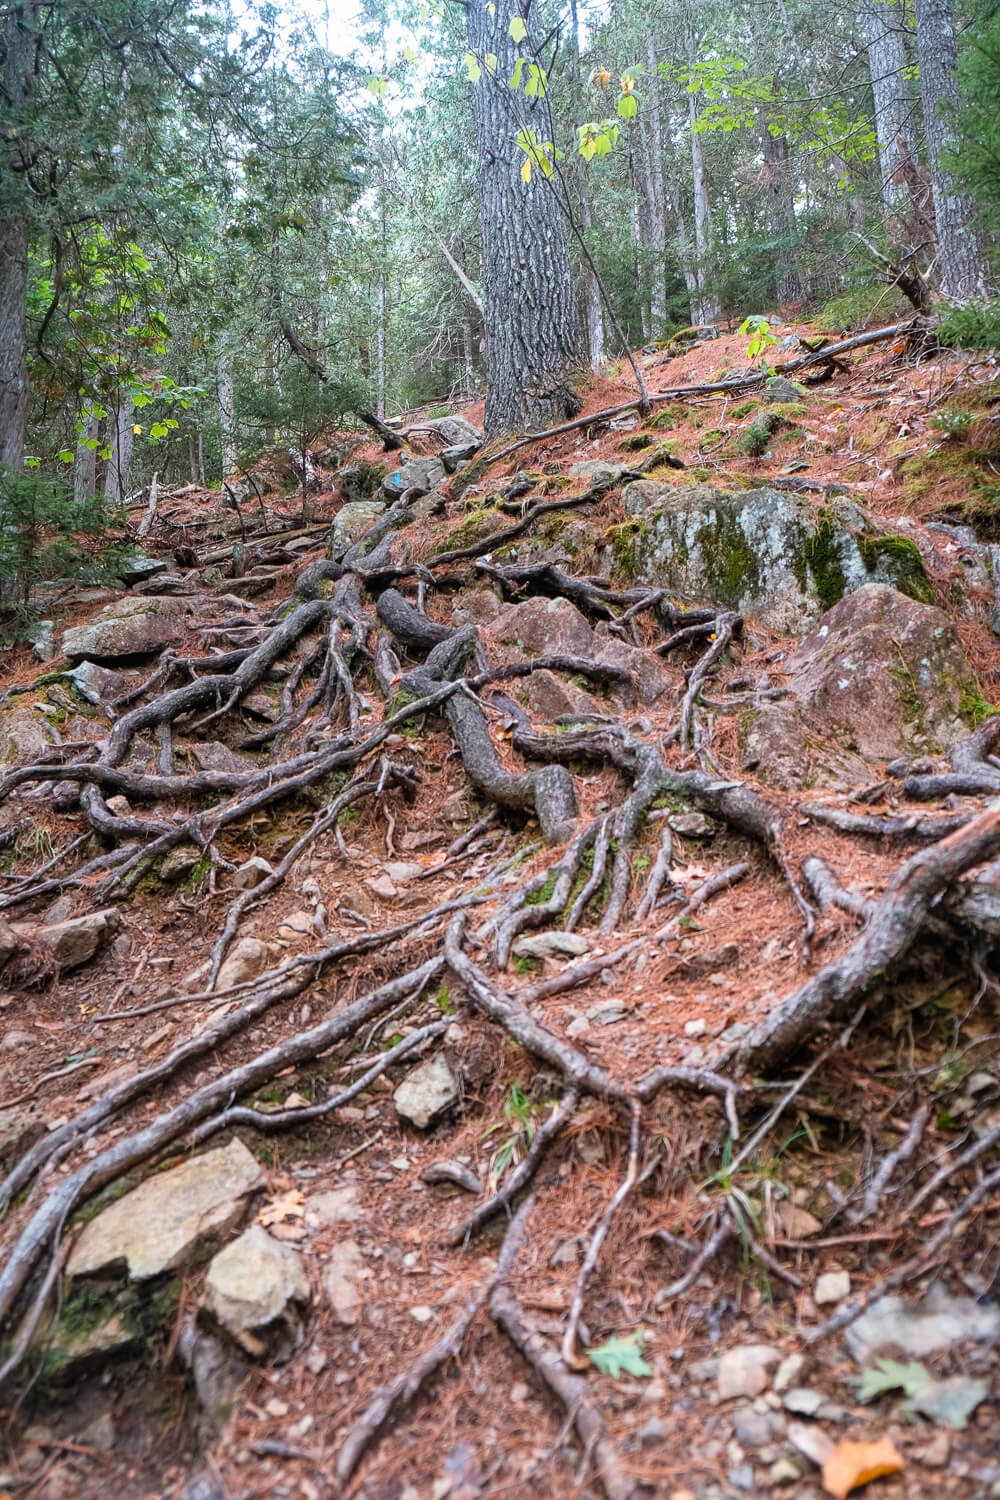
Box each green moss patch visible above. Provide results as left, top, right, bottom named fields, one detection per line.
left=857, top=534, right=933, bottom=603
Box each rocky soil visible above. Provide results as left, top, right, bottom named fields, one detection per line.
left=2, top=321, right=1000, bottom=1500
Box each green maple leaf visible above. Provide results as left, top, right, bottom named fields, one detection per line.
left=586, top=1329, right=652, bottom=1379
left=852, top=1357, right=932, bottom=1403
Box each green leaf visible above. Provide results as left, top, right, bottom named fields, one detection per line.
left=509, top=57, right=524, bottom=90
left=484, top=52, right=497, bottom=73
left=150, top=422, right=168, bottom=439
left=57, top=449, right=75, bottom=463
left=520, top=159, right=531, bottom=183
left=587, top=1329, right=653, bottom=1379
left=618, top=93, right=638, bottom=119
left=463, top=51, right=481, bottom=83
left=509, top=15, right=527, bottom=42
left=852, top=1358, right=932, bottom=1404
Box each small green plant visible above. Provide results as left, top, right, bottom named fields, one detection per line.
left=738, top=315, right=779, bottom=367
left=929, top=408, right=976, bottom=440
left=937, top=302, right=1000, bottom=351
left=482, top=1083, right=547, bottom=1188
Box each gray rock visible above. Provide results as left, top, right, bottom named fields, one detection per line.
left=728, top=1464, right=755, bottom=1490
left=773, top=1353, right=806, bottom=1393
left=67, top=1139, right=265, bottom=1281
left=68, top=661, right=134, bottom=706
left=323, top=1238, right=366, bottom=1324
left=0, top=914, right=18, bottom=968
left=440, top=442, right=479, bottom=473
left=61, top=596, right=191, bottom=661
left=0, top=708, right=53, bottom=764
left=638, top=1416, right=667, bottom=1445
left=732, top=1405, right=786, bottom=1447
left=17, top=907, right=119, bottom=970
left=769, top=1457, right=802, bottom=1485
left=786, top=1421, right=835, bottom=1468
left=844, top=1285, right=1000, bottom=1363
left=381, top=455, right=446, bottom=499
left=781, top=1388, right=824, bottom=1416
left=432, top=415, right=482, bottom=447
left=592, top=628, right=673, bottom=705
left=910, top=1375, right=988, bottom=1429
left=215, top=936, right=272, bottom=992
left=242, top=690, right=280, bottom=721
left=25, top=619, right=57, bottom=661
left=306, top=1183, right=363, bottom=1228
left=200, top=1222, right=309, bottom=1356
left=233, top=856, right=273, bottom=891
left=741, top=586, right=979, bottom=790
left=0, top=1104, right=47, bottom=1166
left=814, top=1270, right=850, bottom=1305
left=567, top=460, right=623, bottom=485
left=160, top=846, right=202, bottom=882
left=190, top=740, right=256, bottom=774
left=512, top=930, right=591, bottom=961
left=491, top=595, right=594, bottom=657
left=117, top=554, right=168, bottom=586
left=621, top=481, right=933, bottom=634
left=383, top=861, right=424, bottom=883
left=394, top=1053, right=460, bottom=1129
left=524, top=669, right=597, bottom=722
left=669, top=811, right=714, bottom=838
left=718, top=1345, right=781, bottom=1400
left=762, top=377, right=804, bottom=403
left=45, top=1310, right=138, bottom=1368
left=331, top=499, right=386, bottom=552
left=177, top=1322, right=249, bottom=1433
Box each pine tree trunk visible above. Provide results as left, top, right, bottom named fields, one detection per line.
left=465, top=0, right=580, bottom=436
left=217, top=353, right=238, bottom=478
left=0, top=2, right=37, bottom=473
left=761, top=125, right=810, bottom=304
left=104, top=392, right=134, bottom=505
left=914, top=0, right=993, bottom=298
left=688, top=92, right=719, bottom=324
left=644, top=34, right=669, bottom=338
left=74, top=407, right=98, bottom=504
left=861, top=0, right=918, bottom=216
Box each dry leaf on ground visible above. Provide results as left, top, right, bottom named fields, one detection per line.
left=822, top=1436, right=904, bottom=1498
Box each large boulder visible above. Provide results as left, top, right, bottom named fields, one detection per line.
left=67, top=1139, right=265, bottom=1281
left=741, top=585, right=983, bottom=788
left=62, top=596, right=192, bottom=662
left=619, top=481, right=932, bottom=633
left=431, top=414, right=482, bottom=448
left=331, top=499, right=386, bottom=553
left=382, top=455, right=446, bottom=499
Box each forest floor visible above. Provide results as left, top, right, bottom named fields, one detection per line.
left=2, top=316, right=1000, bottom=1500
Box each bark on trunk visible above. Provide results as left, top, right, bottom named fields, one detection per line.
left=104, top=392, right=134, bottom=505
left=0, top=3, right=37, bottom=472
left=688, top=92, right=720, bottom=324
left=217, top=352, right=238, bottom=478
left=861, top=0, right=919, bottom=217
left=465, top=0, right=580, bottom=436
left=74, top=407, right=98, bottom=505
left=644, top=34, right=669, bottom=339
left=761, top=124, right=809, bottom=304
left=914, top=0, right=993, bottom=298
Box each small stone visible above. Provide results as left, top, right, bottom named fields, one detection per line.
left=105, top=796, right=131, bottom=818
left=160, top=846, right=202, bottom=882
left=684, top=1018, right=707, bottom=1038
left=276, top=909, right=315, bottom=945
left=306, top=1346, right=328, bottom=1374
left=732, top=1406, right=786, bottom=1447
left=786, top=1421, right=835, bottom=1468
left=367, top=875, right=397, bottom=900
left=915, top=1431, right=950, bottom=1468
left=814, top=1270, right=850, bottom=1305
left=323, top=1239, right=366, bottom=1325
left=19, top=907, right=120, bottom=971
left=383, top=861, right=424, bottom=883
left=638, top=1417, right=667, bottom=1445
left=768, top=1458, right=802, bottom=1485
left=844, top=1285, right=1000, bottom=1362
left=233, top=857, right=273, bottom=891
left=306, top=1184, right=362, bottom=1228
left=512, top=930, right=591, bottom=960
left=199, top=1222, right=309, bottom=1356
left=566, top=1017, right=590, bottom=1039
left=782, top=1388, right=824, bottom=1417
left=394, top=1053, right=460, bottom=1129
left=215, top=937, right=271, bottom=992
left=718, top=1345, right=781, bottom=1400
left=669, top=812, right=714, bottom=838
left=510, top=1381, right=530, bottom=1404
left=410, top=1305, right=434, bottom=1323
left=728, top=1464, right=755, bottom=1490
left=0, top=1104, right=47, bottom=1166
left=773, top=1353, right=806, bottom=1393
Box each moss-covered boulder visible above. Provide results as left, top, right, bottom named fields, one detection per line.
left=740, top=584, right=985, bottom=789
left=619, top=481, right=932, bottom=633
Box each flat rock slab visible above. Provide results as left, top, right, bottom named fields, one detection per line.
left=324, top=1238, right=367, bottom=1325
left=491, top=595, right=595, bottom=657
left=741, top=584, right=979, bottom=789
left=200, top=1222, right=309, bottom=1355
left=14, top=907, right=120, bottom=971
left=67, top=1138, right=266, bottom=1281
left=190, top=741, right=257, bottom=774
left=62, top=596, right=192, bottom=662
left=844, top=1286, right=1000, bottom=1363
left=394, top=1052, right=460, bottom=1129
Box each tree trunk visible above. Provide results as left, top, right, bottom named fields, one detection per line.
left=688, top=92, right=719, bottom=324
left=104, top=392, right=134, bottom=505
left=217, top=352, right=238, bottom=478
left=0, top=2, right=37, bottom=473
left=644, top=34, right=669, bottom=339
left=914, top=0, right=993, bottom=298
left=761, top=123, right=810, bottom=304
left=74, top=407, right=98, bottom=505
left=860, top=0, right=918, bottom=218
left=465, top=0, right=580, bottom=436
